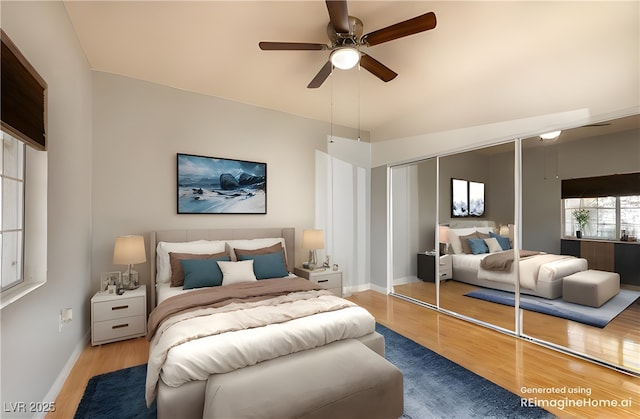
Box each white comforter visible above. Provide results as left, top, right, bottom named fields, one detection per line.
left=477, top=253, right=575, bottom=290
left=145, top=289, right=375, bottom=406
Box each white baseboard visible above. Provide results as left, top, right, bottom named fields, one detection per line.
left=369, top=283, right=388, bottom=294
left=343, top=283, right=371, bottom=297
left=36, top=329, right=90, bottom=418
left=393, top=276, right=419, bottom=286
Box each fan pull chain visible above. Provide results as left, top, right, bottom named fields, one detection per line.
left=329, top=65, right=334, bottom=143
left=357, top=62, right=361, bottom=142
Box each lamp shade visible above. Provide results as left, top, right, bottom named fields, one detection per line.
left=113, top=235, right=147, bottom=265
left=330, top=47, right=360, bottom=70
left=302, top=229, right=325, bottom=250
left=438, top=225, right=450, bottom=243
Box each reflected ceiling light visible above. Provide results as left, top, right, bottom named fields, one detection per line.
left=539, top=130, right=562, bottom=142
left=330, top=47, right=360, bottom=70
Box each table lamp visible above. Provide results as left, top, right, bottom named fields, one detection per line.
left=438, top=225, right=450, bottom=254
left=113, top=235, right=146, bottom=290
left=302, top=229, right=324, bottom=270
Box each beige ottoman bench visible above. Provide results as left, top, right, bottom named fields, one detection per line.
left=563, top=270, right=620, bottom=307
left=203, top=338, right=404, bottom=419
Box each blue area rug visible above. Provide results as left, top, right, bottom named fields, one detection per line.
left=74, top=364, right=155, bottom=419
left=75, top=326, right=554, bottom=419
left=465, top=288, right=640, bottom=328
left=376, top=324, right=554, bottom=419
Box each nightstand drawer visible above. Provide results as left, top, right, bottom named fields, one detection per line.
left=308, top=272, right=341, bottom=289
left=439, top=254, right=453, bottom=280
left=93, top=315, right=146, bottom=343
left=294, top=268, right=343, bottom=297
left=93, top=297, right=144, bottom=321
left=439, top=267, right=452, bottom=280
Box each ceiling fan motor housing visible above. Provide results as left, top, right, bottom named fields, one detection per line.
left=327, top=16, right=363, bottom=47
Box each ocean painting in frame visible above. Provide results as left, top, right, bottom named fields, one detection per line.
left=177, top=153, right=266, bottom=214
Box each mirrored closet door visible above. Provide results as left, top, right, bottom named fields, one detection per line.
left=520, top=114, right=640, bottom=375
left=437, top=142, right=517, bottom=332
left=390, top=158, right=437, bottom=306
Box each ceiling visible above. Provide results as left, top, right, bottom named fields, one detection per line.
left=522, top=114, right=640, bottom=147
left=471, top=113, right=640, bottom=156
left=63, top=1, right=637, bottom=142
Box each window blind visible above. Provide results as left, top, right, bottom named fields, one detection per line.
left=1, top=30, right=47, bottom=150
left=561, top=172, right=640, bottom=199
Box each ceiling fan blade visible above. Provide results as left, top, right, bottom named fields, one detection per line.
left=259, top=42, right=327, bottom=51
left=360, top=53, right=397, bottom=82
left=361, top=12, right=437, bottom=46
left=583, top=123, right=612, bottom=127
left=326, top=0, right=350, bottom=34
left=307, top=61, right=333, bottom=89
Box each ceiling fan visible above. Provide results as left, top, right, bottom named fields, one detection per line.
left=258, top=0, right=437, bottom=88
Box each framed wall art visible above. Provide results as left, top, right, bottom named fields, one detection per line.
left=451, top=178, right=485, bottom=217
left=177, top=153, right=267, bottom=214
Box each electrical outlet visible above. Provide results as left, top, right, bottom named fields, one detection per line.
left=59, top=308, right=73, bottom=332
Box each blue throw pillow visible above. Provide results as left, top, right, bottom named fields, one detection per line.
left=467, top=238, right=489, bottom=254
left=238, top=250, right=288, bottom=280
left=489, top=231, right=511, bottom=250
left=181, top=256, right=230, bottom=289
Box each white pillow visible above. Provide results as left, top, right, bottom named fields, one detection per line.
left=218, top=260, right=257, bottom=285
left=156, top=240, right=226, bottom=283
left=484, top=237, right=503, bottom=253
left=226, top=238, right=286, bottom=261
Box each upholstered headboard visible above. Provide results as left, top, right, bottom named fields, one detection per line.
left=149, top=227, right=295, bottom=308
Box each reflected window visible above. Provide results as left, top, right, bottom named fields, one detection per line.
left=563, top=196, right=640, bottom=240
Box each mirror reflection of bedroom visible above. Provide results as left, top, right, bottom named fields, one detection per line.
left=390, top=114, right=639, bottom=375
left=436, top=142, right=516, bottom=333
left=391, top=158, right=437, bottom=307
left=520, top=114, right=640, bottom=372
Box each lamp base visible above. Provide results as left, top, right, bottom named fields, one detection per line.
left=122, top=269, right=140, bottom=290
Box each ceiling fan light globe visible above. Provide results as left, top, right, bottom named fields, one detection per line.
left=330, top=47, right=360, bottom=70
left=539, top=130, right=562, bottom=142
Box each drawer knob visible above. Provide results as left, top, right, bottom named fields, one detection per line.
left=112, top=305, right=129, bottom=310
left=112, top=323, right=129, bottom=329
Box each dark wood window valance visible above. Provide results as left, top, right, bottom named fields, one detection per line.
left=561, top=172, right=640, bottom=199
left=1, top=29, right=47, bottom=150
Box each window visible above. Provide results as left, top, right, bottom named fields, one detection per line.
left=0, top=29, right=47, bottom=307
left=563, top=196, right=640, bottom=240
left=1, top=132, right=25, bottom=291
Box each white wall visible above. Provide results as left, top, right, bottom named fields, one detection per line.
left=0, top=1, right=93, bottom=414
left=316, top=136, right=372, bottom=294
left=91, top=72, right=341, bottom=299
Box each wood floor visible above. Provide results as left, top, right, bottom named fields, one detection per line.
left=50, top=290, right=639, bottom=419
left=393, top=279, right=640, bottom=374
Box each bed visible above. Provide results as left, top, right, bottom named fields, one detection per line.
left=145, top=227, right=401, bottom=419
left=447, top=226, right=588, bottom=299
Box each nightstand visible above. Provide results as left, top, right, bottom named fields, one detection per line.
left=91, top=285, right=147, bottom=346
left=417, top=253, right=452, bottom=282
left=294, top=267, right=343, bottom=297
